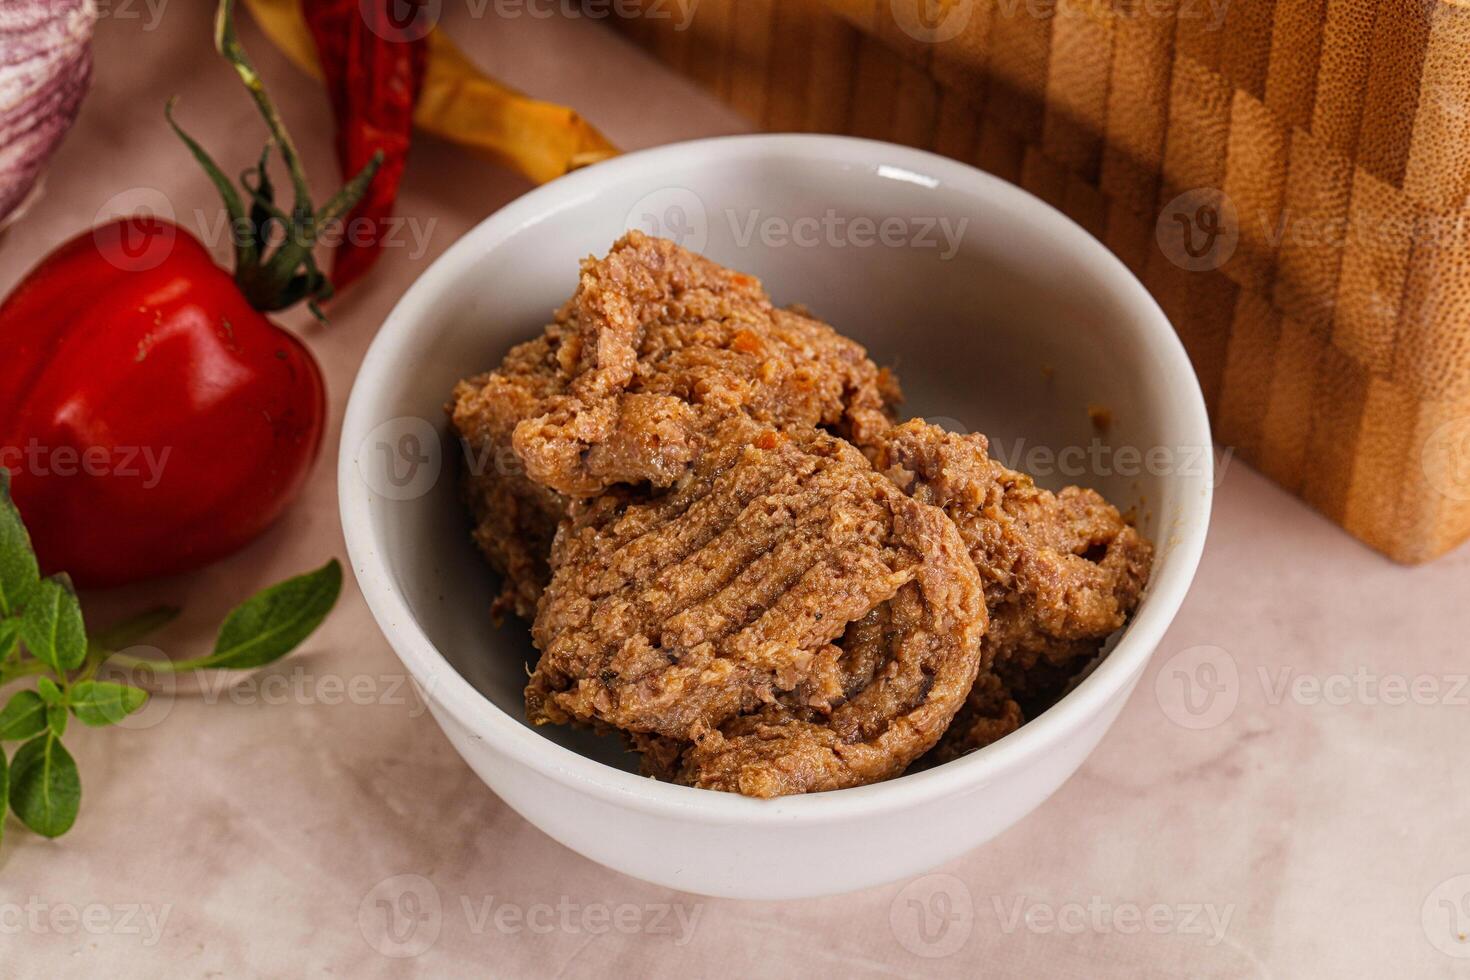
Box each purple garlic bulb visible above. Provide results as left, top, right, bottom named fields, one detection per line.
left=0, top=0, right=96, bottom=228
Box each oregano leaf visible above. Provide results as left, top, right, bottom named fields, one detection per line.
left=0, top=470, right=40, bottom=619
left=0, top=619, right=17, bottom=663
left=169, top=560, right=342, bottom=671
left=9, top=733, right=80, bottom=838
left=0, top=746, right=7, bottom=849
left=19, top=577, right=87, bottom=674
left=36, top=676, right=63, bottom=706
left=68, top=681, right=149, bottom=728
left=45, top=702, right=67, bottom=738
left=0, top=690, right=46, bottom=741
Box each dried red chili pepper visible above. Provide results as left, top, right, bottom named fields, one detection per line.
left=302, top=0, right=429, bottom=290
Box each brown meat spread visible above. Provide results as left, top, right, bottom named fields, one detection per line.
left=448, top=235, right=1154, bottom=797
left=869, top=420, right=1153, bottom=762
left=527, top=417, right=986, bottom=796
left=449, top=231, right=900, bottom=619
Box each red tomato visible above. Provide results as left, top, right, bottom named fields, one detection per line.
left=0, top=217, right=326, bottom=586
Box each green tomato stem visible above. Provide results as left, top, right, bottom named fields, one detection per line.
left=167, top=0, right=384, bottom=315
left=105, top=652, right=191, bottom=675
left=215, top=0, right=312, bottom=217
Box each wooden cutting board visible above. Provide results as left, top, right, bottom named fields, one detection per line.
left=608, top=0, right=1470, bottom=563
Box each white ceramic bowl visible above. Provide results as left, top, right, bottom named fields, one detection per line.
left=340, top=135, right=1212, bottom=900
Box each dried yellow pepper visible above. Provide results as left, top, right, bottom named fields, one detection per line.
left=240, top=0, right=619, bottom=184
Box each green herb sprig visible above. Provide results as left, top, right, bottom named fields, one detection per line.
left=0, top=470, right=342, bottom=846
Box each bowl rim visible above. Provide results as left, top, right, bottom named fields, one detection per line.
left=339, top=133, right=1213, bottom=824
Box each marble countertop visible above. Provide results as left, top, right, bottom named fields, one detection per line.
left=4, top=6, right=1467, bottom=977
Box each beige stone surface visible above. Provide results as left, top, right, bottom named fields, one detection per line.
left=1, top=5, right=1467, bottom=977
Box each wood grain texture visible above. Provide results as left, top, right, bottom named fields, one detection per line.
left=677, top=0, right=729, bottom=98
left=1258, top=316, right=1325, bottom=493
left=1355, top=0, right=1431, bottom=189
left=1099, top=1, right=1176, bottom=215
left=1401, top=396, right=1470, bottom=561
left=1220, top=89, right=1287, bottom=295
left=1396, top=204, right=1470, bottom=400
left=726, top=0, right=776, bottom=122
left=1263, top=0, right=1325, bottom=130
left=974, top=111, right=1026, bottom=183
left=1216, top=289, right=1282, bottom=462
left=1218, top=0, right=1273, bottom=101
left=930, top=0, right=997, bottom=96
left=1301, top=343, right=1369, bottom=523
left=1142, top=253, right=1236, bottom=416
left=1343, top=376, right=1418, bottom=556
left=1156, top=54, right=1232, bottom=207
left=1273, top=127, right=1352, bottom=334
left=1332, top=168, right=1416, bottom=376
left=1172, top=0, right=1225, bottom=70
left=803, top=11, right=861, bottom=132
left=849, top=32, right=903, bottom=140
left=764, top=0, right=816, bottom=132
left=932, top=86, right=982, bottom=160
left=890, top=52, right=942, bottom=149
left=1403, top=2, right=1470, bottom=212
left=652, top=0, right=698, bottom=77
left=1041, top=1, right=1115, bottom=180
left=986, top=0, right=1054, bottom=139
left=1020, top=142, right=1069, bottom=212
left=1179, top=267, right=1239, bottom=416
left=1062, top=170, right=1110, bottom=242
left=1311, top=0, right=1378, bottom=158
left=608, top=0, right=1470, bottom=562
left=1103, top=196, right=1154, bottom=278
